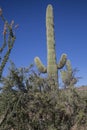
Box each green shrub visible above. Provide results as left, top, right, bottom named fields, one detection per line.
left=0, top=64, right=87, bottom=130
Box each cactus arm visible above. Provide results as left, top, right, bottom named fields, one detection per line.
left=60, top=60, right=77, bottom=87
left=60, top=60, right=71, bottom=86
left=57, top=54, right=67, bottom=69
left=66, top=60, right=72, bottom=72
left=60, top=70, right=67, bottom=83
left=34, top=57, right=47, bottom=73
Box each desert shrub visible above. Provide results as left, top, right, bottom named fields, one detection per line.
left=0, top=63, right=87, bottom=130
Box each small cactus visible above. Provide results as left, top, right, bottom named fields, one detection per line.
left=60, top=60, right=77, bottom=88
left=34, top=5, right=67, bottom=88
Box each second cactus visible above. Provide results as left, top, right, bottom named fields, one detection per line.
left=34, top=4, right=67, bottom=88
left=60, top=60, right=77, bottom=88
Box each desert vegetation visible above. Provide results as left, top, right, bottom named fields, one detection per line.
left=0, top=63, right=87, bottom=130
left=0, top=4, right=87, bottom=130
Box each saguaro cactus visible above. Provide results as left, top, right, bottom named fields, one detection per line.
left=34, top=4, right=67, bottom=88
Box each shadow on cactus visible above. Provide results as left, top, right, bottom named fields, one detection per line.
left=34, top=4, right=67, bottom=89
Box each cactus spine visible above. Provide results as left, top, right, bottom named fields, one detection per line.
left=34, top=4, right=67, bottom=88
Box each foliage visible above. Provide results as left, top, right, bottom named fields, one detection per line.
left=0, top=63, right=87, bottom=130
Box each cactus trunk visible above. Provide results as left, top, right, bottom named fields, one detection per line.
left=46, top=5, right=58, bottom=85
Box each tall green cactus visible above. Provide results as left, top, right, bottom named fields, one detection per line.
left=34, top=4, right=67, bottom=88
